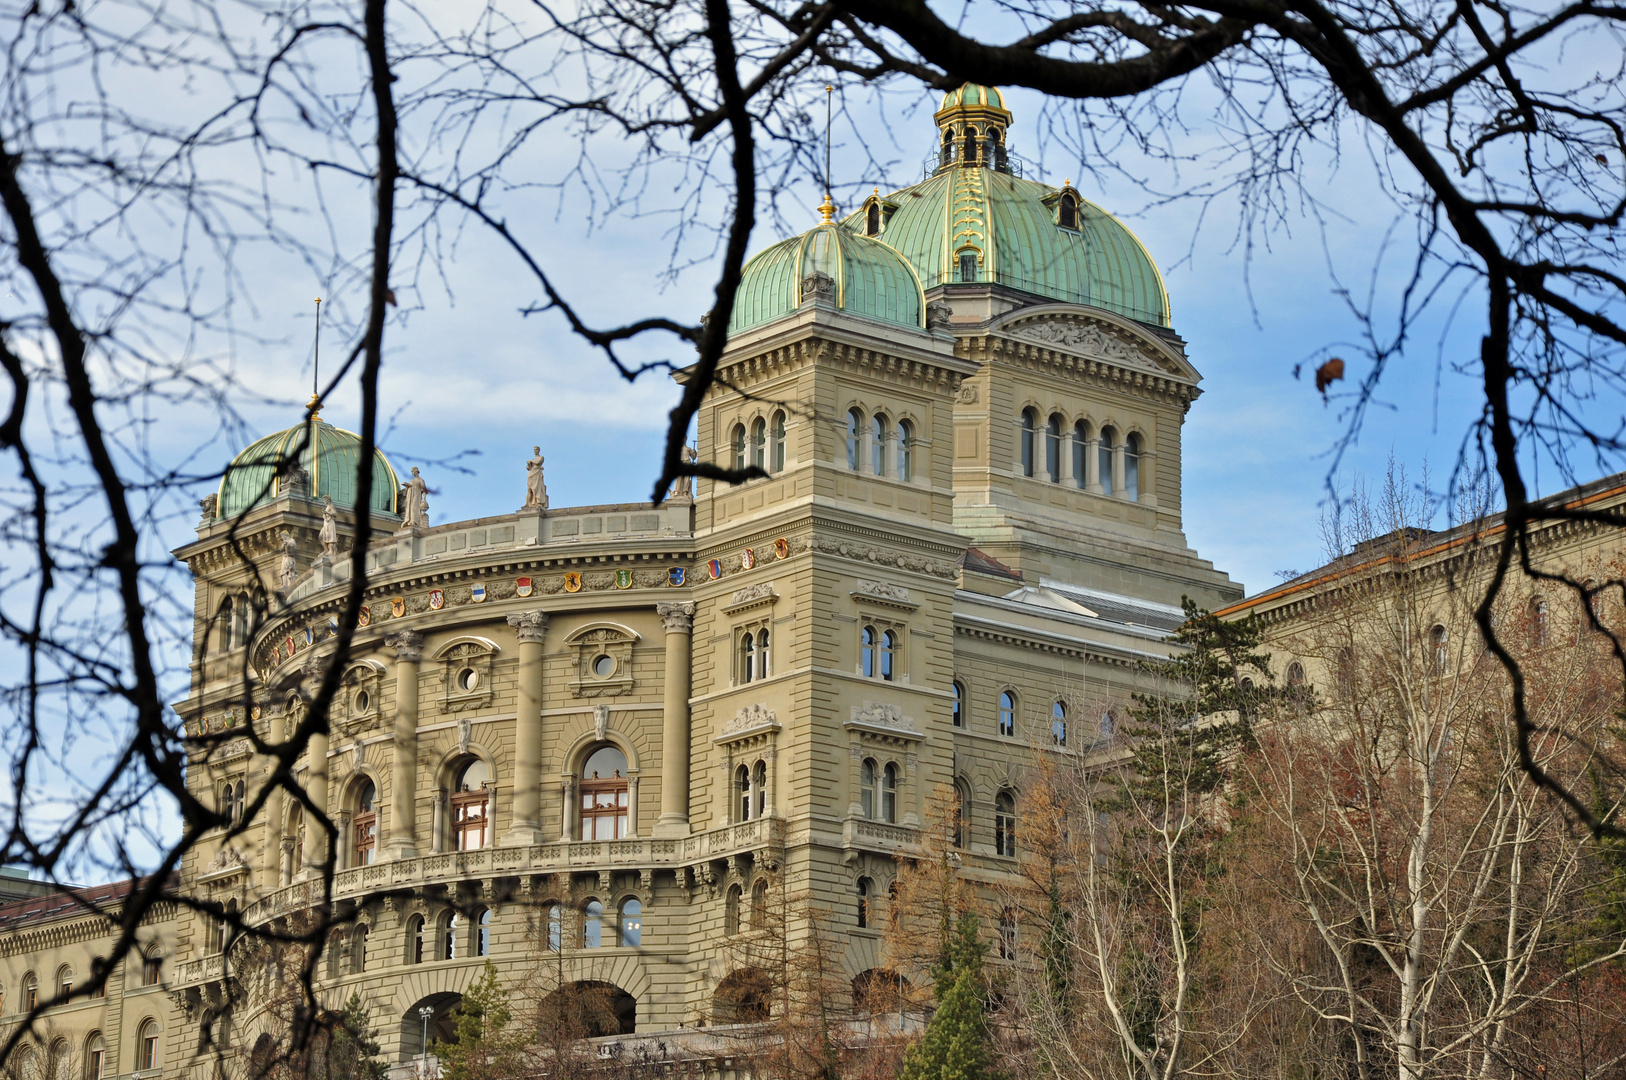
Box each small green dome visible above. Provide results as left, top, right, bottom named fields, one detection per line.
left=728, top=222, right=926, bottom=334
left=939, top=84, right=1005, bottom=111
left=216, top=415, right=401, bottom=520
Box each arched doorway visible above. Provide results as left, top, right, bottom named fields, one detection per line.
left=537, top=981, right=635, bottom=1038
left=399, top=992, right=461, bottom=1062
left=714, top=969, right=772, bottom=1024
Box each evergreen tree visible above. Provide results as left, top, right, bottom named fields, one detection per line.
left=899, top=911, right=1000, bottom=1080
left=436, top=962, right=527, bottom=1080
left=316, top=994, right=386, bottom=1080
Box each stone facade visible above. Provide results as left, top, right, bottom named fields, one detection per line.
left=0, top=98, right=1254, bottom=1080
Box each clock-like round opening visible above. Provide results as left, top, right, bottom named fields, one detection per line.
left=458, top=668, right=480, bottom=691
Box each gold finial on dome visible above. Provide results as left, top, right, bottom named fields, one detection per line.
left=818, top=193, right=837, bottom=224
left=306, top=393, right=323, bottom=422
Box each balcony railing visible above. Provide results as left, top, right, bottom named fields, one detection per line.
left=244, top=817, right=787, bottom=925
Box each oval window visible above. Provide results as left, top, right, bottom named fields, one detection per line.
left=458, top=668, right=479, bottom=691
left=354, top=689, right=370, bottom=713
left=592, top=654, right=615, bottom=678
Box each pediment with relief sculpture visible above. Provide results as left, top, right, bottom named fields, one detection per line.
left=993, top=306, right=1197, bottom=382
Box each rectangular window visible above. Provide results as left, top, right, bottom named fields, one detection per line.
left=580, top=782, right=629, bottom=840
left=452, top=792, right=489, bottom=851
left=958, top=251, right=977, bottom=282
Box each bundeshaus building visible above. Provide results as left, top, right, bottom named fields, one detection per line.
left=0, top=85, right=1242, bottom=1078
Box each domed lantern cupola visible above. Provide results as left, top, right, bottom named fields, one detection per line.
left=934, top=83, right=1014, bottom=173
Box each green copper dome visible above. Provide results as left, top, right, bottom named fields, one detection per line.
left=839, top=86, right=1170, bottom=326
left=728, top=222, right=926, bottom=334
left=940, top=83, right=1005, bottom=110
left=216, top=414, right=401, bottom=520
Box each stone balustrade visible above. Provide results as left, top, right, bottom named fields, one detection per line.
left=242, top=818, right=787, bottom=926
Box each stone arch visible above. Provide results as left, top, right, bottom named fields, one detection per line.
left=560, top=622, right=640, bottom=648
left=398, top=991, right=462, bottom=1061
left=537, top=981, right=636, bottom=1037
left=433, top=744, right=499, bottom=791
left=558, top=727, right=642, bottom=775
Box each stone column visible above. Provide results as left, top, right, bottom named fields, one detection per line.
left=848, top=742, right=865, bottom=818
left=1112, top=441, right=1127, bottom=498
left=385, top=630, right=423, bottom=861
left=626, top=773, right=640, bottom=837
left=764, top=747, right=779, bottom=818
left=654, top=602, right=696, bottom=837
left=560, top=776, right=578, bottom=841
left=1059, top=431, right=1075, bottom=485
left=279, top=837, right=295, bottom=887
left=301, top=725, right=329, bottom=876
left=432, top=788, right=448, bottom=852
left=503, top=611, right=548, bottom=846
left=335, top=809, right=352, bottom=870
left=1139, top=450, right=1159, bottom=508
left=1085, top=437, right=1103, bottom=494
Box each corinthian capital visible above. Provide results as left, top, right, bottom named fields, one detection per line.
left=656, top=601, right=697, bottom=633
left=506, top=610, right=550, bottom=643
left=385, top=629, right=424, bottom=662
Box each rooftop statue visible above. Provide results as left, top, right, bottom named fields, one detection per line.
left=524, top=446, right=549, bottom=510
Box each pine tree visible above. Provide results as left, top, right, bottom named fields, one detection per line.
left=898, top=911, right=1000, bottom=1080
left=316, top=994, right=386, bottom=1080
left=437, top=961, right=527, bottom=1080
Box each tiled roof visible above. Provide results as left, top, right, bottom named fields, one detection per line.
left=960, top=546, right=1022, bottom=581
left=0, top=874, right=173, bottom=932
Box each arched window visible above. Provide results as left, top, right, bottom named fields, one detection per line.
left=860, top=625, right=876, bottom=678
left=881, top=763, right=898, bottom=823
left=750, top=417, right=767, bottom=470
left=234, top=780, right=244, bottom=824
left=951, top=680, right=964, bottom=727
left=865, top=202, right=881, bottom=236
left=351, top=923, right=369, bottom=973
left=440, top=911, right=459, bottom=960
left=753, top=760, right=768, bottom=818
left=217, top=595, right=235, bottom=652
left=725, top=886, right=742, bottom=936
left=953, top=782, right=969, bottom=848
left=958, top=249, right=978, bottom=282
left=1099, top=427, right=1117, bottom=494
left=23, top=971, right=38, bottom=1009
left=353, top=777, right=377, bottom=866
left=998, top=909, right=1018, bottom=960
left=736, top=764, right=753, bottom=822
left=1046, top=413, right=1063, bottom=482
left=546, top=903, right=562, bottom=951
left=1059, top=191, right=1079, bottom=230
left=771, top=411, right=787, bottom=472
left=407, top=914, right=425, bottom=964
left=1125, top=432, right=1141, bottom=501
left=219, top=783, right=235, bottom=826
left=1052, top=700, right=1068, bottom=747
left=872, top=414, right=889, bottom=476
left=861, top=758, right=877, bottom=819
left=740, top=631, right=756, bottom=683
left=999, top=691, right=1016, bottom=737
left=89, top=960, right=106, bottom=999
left=846, top=409, right=863, bottom=471
left=475, top=908, right=491, bottom=957
left=17, top=1047, right=36, bottom=1080
left=583, top=900, right=604, bottom=948
left=751, top=880, right=769, bottom=929
left=137, top=1021, right=159, bottom=1072
left=757, top=629, right=770, bottom=678
left=856, top=877, right=872, bottom=928
left=1073, top=421, right=1089, bottom=488
left=142, top=952, right=161, bottom=986
left=452, top=759, right=491, bottom=851
left=50, top=1039, right=68, bottom=1080
left=580, top=745, right=630, bottom=840
left=896, top=419, right=914, bottom=481
left=619, top=898, right=642, bottom=946
left=880, top=629, right=897, bottom=681
left=55, top=966, right=72, bottom=999
left=995, top=791, right=1016, bottom=857
left=1533, top=599, right=1549, bottom=647
left=1020, top=408, right=1037, bottom=477
left=1431, top=625, right=1448, bottom=675
left=86, top=1035, right=105, bottom=1080
left=1286, top=662, right=1305, bottom=688
left=731, top=423, right=746, bottom=471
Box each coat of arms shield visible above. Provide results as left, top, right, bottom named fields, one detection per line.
left=516, top=576, right=533, bottom=598
left=564, top=572, right=583, bottom=593
left=429, top=589, right=445, bottom=610
left=615, top=569, right=632, bottom=589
